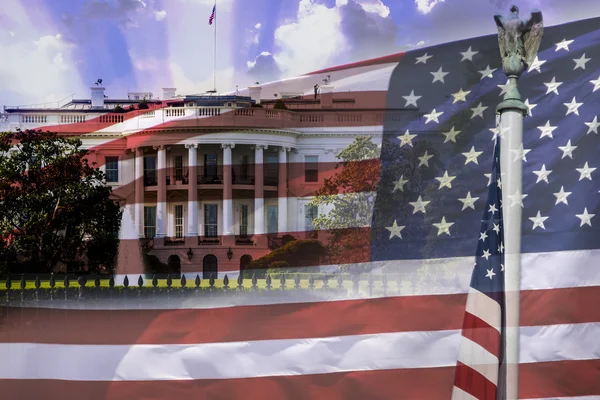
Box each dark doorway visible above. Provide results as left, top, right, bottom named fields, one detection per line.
left=167, top=255, right=181, bottom=273
left=203, top=254, right=218, bottom=279
left=240, top=254, right=252, bottom=272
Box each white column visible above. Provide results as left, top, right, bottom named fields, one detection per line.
left=254, top=145, right=266, bottom=235
left=186, top=144, right=199, bottom=237
left=222, top=143, right=235, bottom=236
left=134, top=148, right=144, bottom=238
left=277, top=147, right=289, bottom=235
left=155, top=145, right=168, bottom=237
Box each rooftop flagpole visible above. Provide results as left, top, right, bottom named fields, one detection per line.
left=213, top=0, right=217, bottom=93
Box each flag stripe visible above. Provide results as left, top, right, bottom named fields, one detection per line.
left=464, top=288, right=501, bottom=332
left=460, top=312, right=501, bottom=359
left=456, top=338, right=499, bottom=386
left=1, top=324, right=598, bottom=381
left=0, top=360, right=598, bottom=400
left=453, top=361, right=498, bottom=400
left=2, top=287, right=600, bottom=345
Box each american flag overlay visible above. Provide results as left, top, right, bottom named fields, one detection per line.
left=1, top=15, right=600, bottom=400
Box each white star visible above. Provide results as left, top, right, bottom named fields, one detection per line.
left=490, top=125, right=510, bottom=141
left=585, top=116, right=600, bottom=134
left=403, top=90, right=421, bottom=107
left=591, top=75, right=600, bottom=92
left=563, top=97, right=583, bottom=116
left=576, top=208, right=595, bottom=227
left=555, top=38, right=574, bottom=51
left=558, top=140, right=577, bottom=159
left=442, top=126, right=461, bottom=143
left=553, top=186, right=572, bottom=205
left=524, top=98, right=537, bottom=116
left=385, top=220, right=405, bottom=239
left=527, top=56, right=546, bottom=73
left=430, top=67, right=448, bottom=83
left=398, top=130, right=416, bottom=148
left=576, top=162, right=596, bottom=181
left=460, top=46, right=478, bottom=61
left=533, top=164, right=552, bottom=183
left=482, top=249, right=491, bottom=260
left=415, top=52, right=433, bottom=64
left=497, top=80, right=510, bottom=96
left=459, top=191, right=479, bottom=211
left=470, top=102, right=488, bottom=119
left=435, top=170, right=456, bottom=189
left=479, top=231, right=488, bottom=241
left=508, top=189, right=528, bottom=208
left=511, top=144, right=531, bottom=162
left=433, top=216, right=454, bottom=236
left=500, top=264, right=505, bottom=271
left=462, top=146, right=483, bottom=165
left=537, top=121, right=557, bottom=139
left=451, top=88, right=470, bottom=103
left=488, top=203, right=498, bottom=215
left=393, top=175, right=408, bottom=192
left=544, top=77, right=563, bottom=95
left=573, top=53, right=591, bottom=70
left=424, top=108, right=444, bottom=124
left=409, top=195, right=430, bottom=214
left=478, top=65, right=497, bottom=80
left=493, top=223, right=501, bottom=234
left=486, top=268, right=496, bottom=280
left=484, top=173, right=492, bottom=186
left=529, top=211, right=549, bottom=230
left=418, top=151, right=434, bottom=167
left=498, top=242, right=504, bottom=254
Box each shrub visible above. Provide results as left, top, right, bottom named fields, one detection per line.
left=246, top=239, right=327, bottom=272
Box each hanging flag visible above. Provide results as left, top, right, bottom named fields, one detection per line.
left=209, top=5, right=216, bottom=25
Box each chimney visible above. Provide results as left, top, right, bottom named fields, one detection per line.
left=248, top=85, right=262, bottom=104
left=162, top=88, right=177, bottom=100
left=90, top=86, right=105, bottom=108
left=319, top=85, right=334, bottom=108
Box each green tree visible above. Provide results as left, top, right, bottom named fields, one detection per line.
left=0, top=129, right=123, bottom=274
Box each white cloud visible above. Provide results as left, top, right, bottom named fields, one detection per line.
left=169, top=62, right=234, bottom=94
left=415, top=0, right=445, bottom=14
left=154, top=10, right=167, bottom=21
left=247, top=51, right=272, bottom=69
left=255, top=22, right=262, bottom=29
left=266, top=0, right=396, bottom=78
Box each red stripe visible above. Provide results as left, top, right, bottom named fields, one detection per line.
left=0, top=360, right=597, bottom=400
left=453, top=361, right=497, bottom=399
left=1, top=294, right=468, bottom=345
left=460, top=312, right=501, bottom=359
left=305, top=52, right=405, bottom=75
left=0, top=367, right=455, bottom=400
left=2, top=286, right=599, bottom=345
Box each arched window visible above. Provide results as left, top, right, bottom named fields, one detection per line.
left=203, top=254, right=218, bottom=279
left=240, top=254, right=252, bottom=271
left=167, top=255, right=181, bottom=274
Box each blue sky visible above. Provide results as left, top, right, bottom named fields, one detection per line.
left=0, top=0, right=598, bottom=106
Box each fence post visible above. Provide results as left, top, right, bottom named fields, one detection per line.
left=94, top=276, right=101, bottom=302
left=138, top=275, right=144, bottom=299
left=5, top=276, right=11, bottom=303
left=266, top=274, right=272, bottom=291
left=195, top=275, right=201, bottom=294
left=180, top=275, right=187, bottom=299
left=34, top=276, right=41, bottom=302
left=64, top=275, right=70, bottom=301
left=294, top=273, right=301, bottom=290
left=308, top=274, right=315, bottom=290
left=251, top=273, right=257, bottom=292
left=49, top=274, right=55, bottom=301
left=123, top=276, right=129, bottom=300
left=237, top=274, right=243, bottom=292
left=20, top=274, right=25, bottom=303
left=279, top=274, right=286, bottom=290
left=77, top=276, right=85, bottom=300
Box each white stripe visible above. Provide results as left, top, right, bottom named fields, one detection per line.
left=456, top=336, right=499, bottom=385
left=464, top=288, right=501, bottom=332
left=17, top=248, right=600, bottom=310
left=1, top=323, right=598, bottom=381
left=451, top=386, right=478, bottom=400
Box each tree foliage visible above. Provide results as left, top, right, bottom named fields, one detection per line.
left=246, top=239, right=327, bottom=275
left=0, top=129, right=123, bottom=274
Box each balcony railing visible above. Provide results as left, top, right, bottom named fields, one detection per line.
left=142, top=166, right=280, bottom=187
left=167, top=167, right=189, bottom=185
left=197, top=165, right=223, bottom=184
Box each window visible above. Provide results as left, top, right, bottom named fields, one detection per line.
left=305, top=155, right=318, bottom=182
left=175, top=205, right=184, bottom=238
left=105, top=156, right=119, bottom=182
left=144, top=206, right=156, bottom=239
left=265, top=154, right=278, bottom=186
left=305, top=205, right=318, bottom=234
left=266, top=205, right=278, bottom=234
left=204, top=204, right=218, bottom=237
left=144, top=156, right=157, bottom=186
left=240, top=205, right=248, bottom=237
left=204, top=154, right=218, bottom=179
left=174, top=155, right=183, bottom=181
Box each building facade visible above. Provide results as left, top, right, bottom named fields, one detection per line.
left=1, top=84, right=402, bottom=277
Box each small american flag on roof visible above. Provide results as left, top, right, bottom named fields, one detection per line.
left=209, top=5, right=216, bottom=25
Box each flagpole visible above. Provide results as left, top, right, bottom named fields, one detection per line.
left=213, top=0, right=217, bottom=93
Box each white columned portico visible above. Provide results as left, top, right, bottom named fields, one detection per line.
left=222, top=143, right=235, bottom=237
left=278, top=147, right=290, bottom=235
left=186, top=144, right=199, bottom=239
left=134, top=147, right=144, bottom=238
left=155, top=145, right=168, bottom=238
